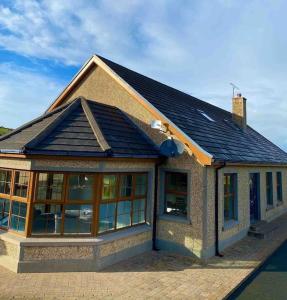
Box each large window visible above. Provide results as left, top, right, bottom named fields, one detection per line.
left=266, top=172, right=273, bottom=206
left=0, top=169, right=30, bottom=234
left=31, top=172, right=148, bottom=236
left=98, top=173, right=147, bottom=234
left=64, top=204, right=93, bottom=234
left=0, top=170, right=12, bottom=195
left=10, top=201, right=27, bottom=232
left=68, top=174, right=94, bottom=202
left=276, top=172, right=283, bottom=203
left=164, top=172, right=187, bottom=217
left=224, top=174, right=237, bottom=222
left=36, top=173, right=64, bottom=202
left=32, top=204, right=63, bottom=235
left=13, top=171, right=29, bottom=198
left=0, top=198, right=10, bottom=228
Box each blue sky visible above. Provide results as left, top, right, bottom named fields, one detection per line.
left=0, top=0, right=287, bottom=150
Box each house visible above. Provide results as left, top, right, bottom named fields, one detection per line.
left=0, top=55, right=287, bottom=273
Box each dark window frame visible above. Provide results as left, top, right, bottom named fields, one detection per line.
left=224, top=173, right=238, bottom=222
left=164, top=171, right=188, bottom=218
left=266, top=172, right=273, bottom=206
left=276, top=172, right=283, bottom=203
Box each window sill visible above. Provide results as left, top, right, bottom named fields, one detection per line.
left=223, top=220, right=239, bottom=231
left=159, top=214, right=191, bottom=225
left=266, top=205, right=274, bottom=211
left=0, top=224, right=151, bottom=247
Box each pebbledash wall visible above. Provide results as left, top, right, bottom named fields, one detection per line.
left=0, top=157, right=155, bottom=272
left=63, top=64, right=209, bottom=258
left=2, top=63, right=286, bottom=272
left=62, top=63, right=287, bottom=259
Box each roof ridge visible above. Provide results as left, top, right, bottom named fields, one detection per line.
left=96, top=54, right=232, bottom=116
left=80, top=97, right=111, bottom=152
left=23, top=98, right=81, bottom=151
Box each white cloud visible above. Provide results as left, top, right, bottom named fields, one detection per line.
left=0, top=63, right=63, bottom=128
left=0, top=0, right=287, bottom=149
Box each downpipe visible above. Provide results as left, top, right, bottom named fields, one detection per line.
left=152, top=158, right=167, bottom=251
left=215, top=162, right=226, bottom=257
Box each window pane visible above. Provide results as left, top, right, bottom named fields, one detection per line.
left=102, top=175, right=117, bottom=200
left=165, top=194, right=187, bottom=217
left=132, top=198, right=146, bottom=224
left=166, top=172, right=187, bottom=193
left=165, top=172, right=188, bottom=217
left=135, top=174, right=147, bottom=196
left=117, top=201, right=131, bottom=229
left=64, top=204, right=92, bottom=234
left=68, top=175, right=94, bottom=201
left=0, top=198, right=10, bottom=228
left=120, top=175, right=133, bottom=198
left=37, top=173, right=64, bottom=202
left=32, top=204, right=62, bottom=235
left=277, top=172, right=282, bottom=202
left=266, top=172, right=273, bottom=205
left=224, top=174, right=237, bottom=221
left=9, top=201, right=27, bottom=232
left=0, top=170, right=11, bottom=195
left=13, top=171, right=29, bottom=198
left=99, top=203, right=116, bottom=233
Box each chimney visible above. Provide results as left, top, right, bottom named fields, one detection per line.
left=232, top=93, right=247, bottom=130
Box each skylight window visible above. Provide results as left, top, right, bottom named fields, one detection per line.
left=197, top=109, right=215, bottom=122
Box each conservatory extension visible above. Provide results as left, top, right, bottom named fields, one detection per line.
left=0, top=170, right=148, bottom=237
left=0, top=98, right=159, bottom=272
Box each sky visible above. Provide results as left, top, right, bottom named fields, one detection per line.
left=0, top=0, right=287, bottom=150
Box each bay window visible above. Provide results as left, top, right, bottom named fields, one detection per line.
left=98, top=173, right=147, bottom=234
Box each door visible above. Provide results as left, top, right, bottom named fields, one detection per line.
left=249, top=173, right=260, bottom=223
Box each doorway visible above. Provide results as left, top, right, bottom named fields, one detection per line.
left=249, top=173, right=260, bottom=223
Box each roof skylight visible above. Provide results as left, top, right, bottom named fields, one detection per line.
left=197, top=109, right=215, bottom=122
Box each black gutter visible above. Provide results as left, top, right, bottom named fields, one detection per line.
left=215, top=162, right=226, bottom=257
left=152, top=157, right=167, bottom=251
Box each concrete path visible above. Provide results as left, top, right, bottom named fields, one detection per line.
left=0, top=213, right=287, bottom=299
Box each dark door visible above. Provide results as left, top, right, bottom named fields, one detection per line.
left=249, top=173, right=260, bottom=223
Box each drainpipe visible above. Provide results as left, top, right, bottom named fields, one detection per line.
left=215, top=162, right=226, bottom=257
left=152, top=158, right=167, bottom=251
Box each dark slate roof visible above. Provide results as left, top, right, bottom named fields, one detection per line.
left=99, top=55, right=287, bottom=164
left=0, top=98, right=159, bottom=158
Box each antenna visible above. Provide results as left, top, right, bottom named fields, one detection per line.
left=230, top=82, right=240, bottom=97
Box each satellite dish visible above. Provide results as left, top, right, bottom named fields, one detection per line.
left=159, top=138, right=185, bottom=157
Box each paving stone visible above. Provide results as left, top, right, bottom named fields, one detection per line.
left=0, top=213, right=287, bottom=299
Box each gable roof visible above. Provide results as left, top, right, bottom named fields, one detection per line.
left=47, top=55, right=287, bottom=166
left=0, top=97, right=160, bottom=159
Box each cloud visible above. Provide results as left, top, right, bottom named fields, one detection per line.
left=0, top=63, right=63, bottom=128
left=0, top=0, right=287, bottom=149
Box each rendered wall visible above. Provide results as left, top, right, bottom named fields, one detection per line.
left=204, top=165, right=287, bottom=255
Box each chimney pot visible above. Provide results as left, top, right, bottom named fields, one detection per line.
left=232, top=94, right=247, bottom=130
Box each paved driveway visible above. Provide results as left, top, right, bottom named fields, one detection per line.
left=0, top=213, right=287, bottom=299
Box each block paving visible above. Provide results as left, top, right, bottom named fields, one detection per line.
left=1, top=213, right=287, bottom=299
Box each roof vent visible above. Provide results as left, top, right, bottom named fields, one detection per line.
left=197, top=109, right=215, bottom=122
